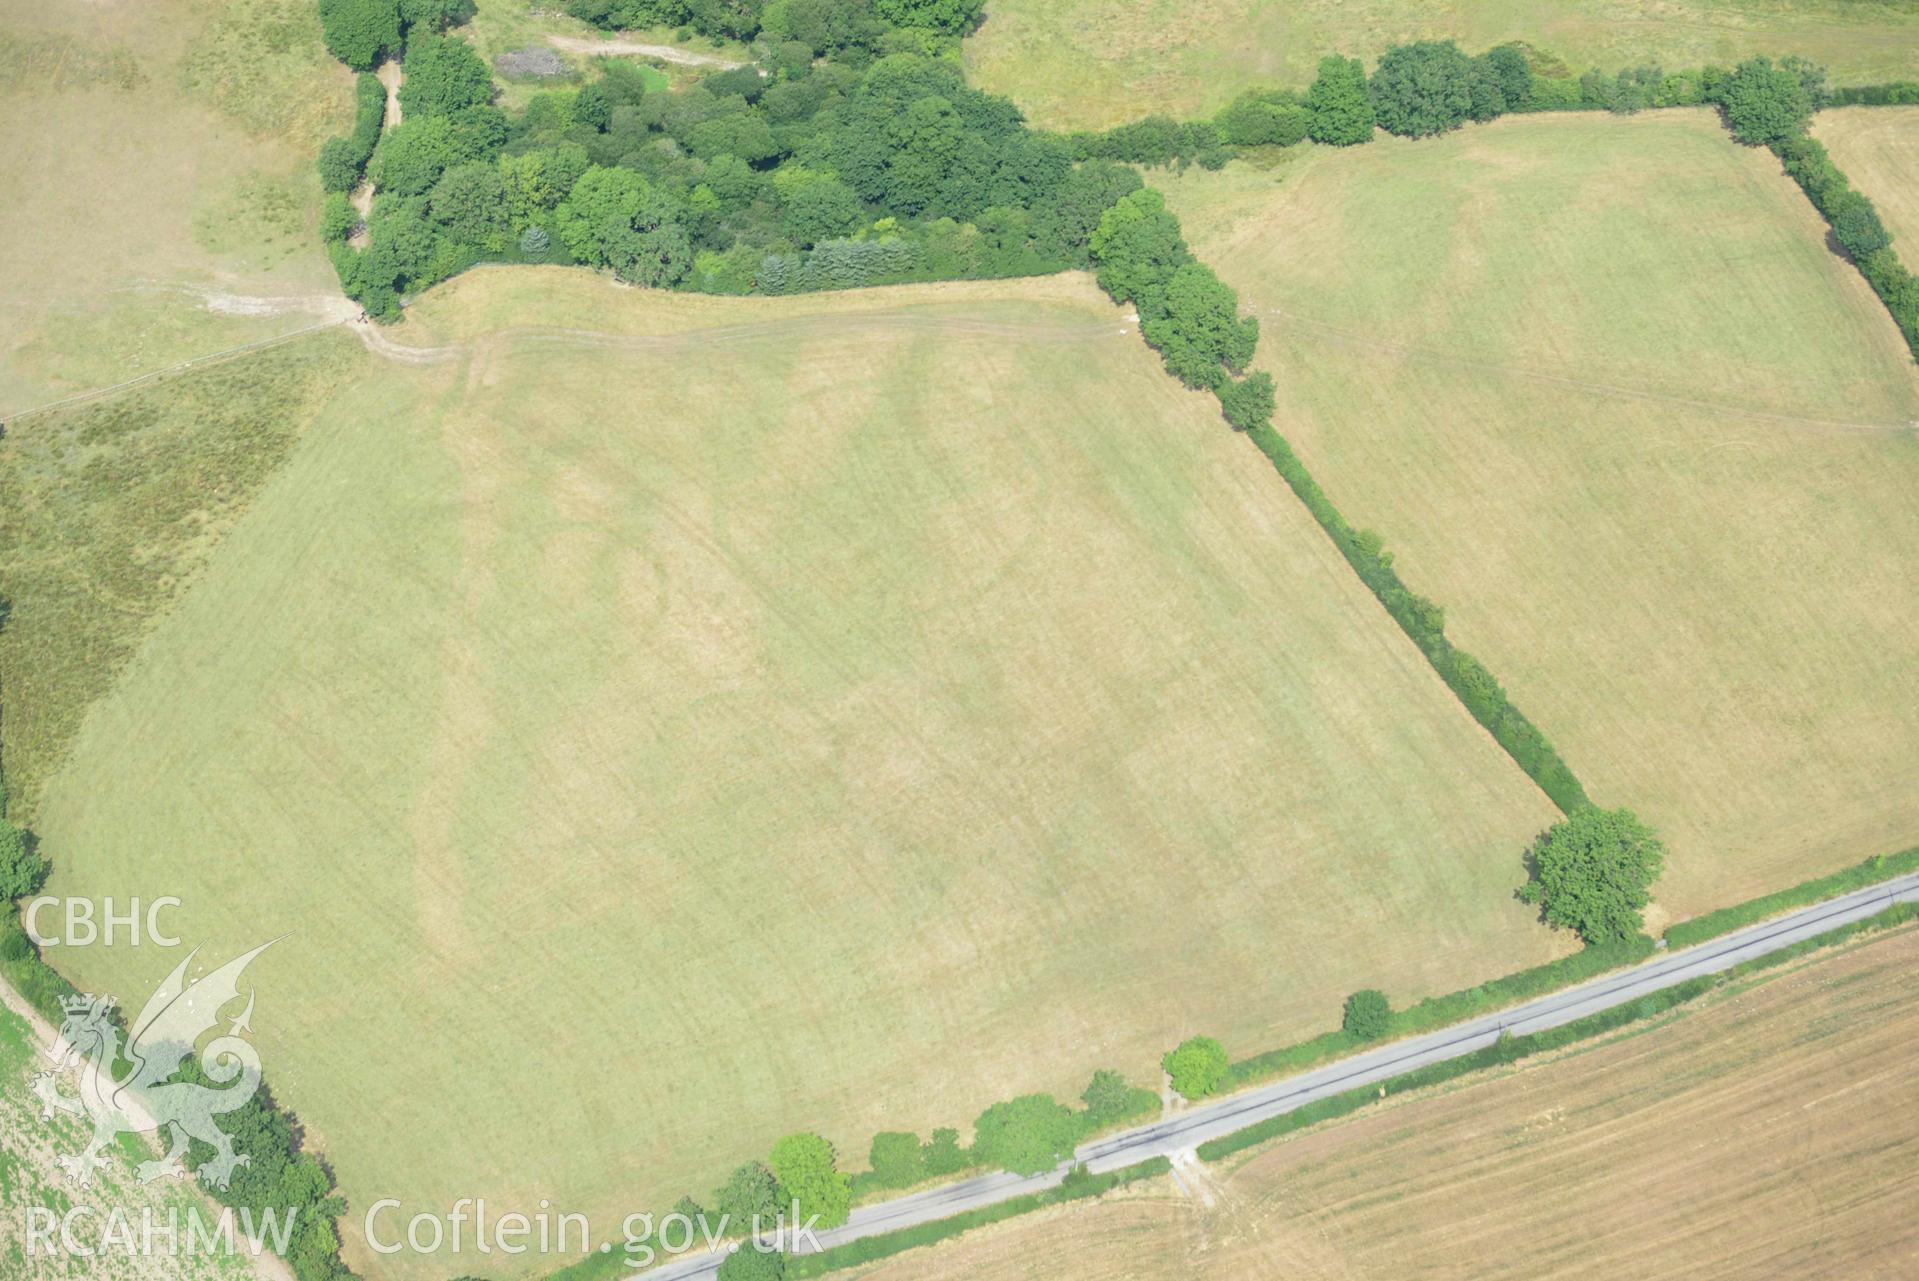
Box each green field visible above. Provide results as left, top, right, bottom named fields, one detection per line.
left=1814, top=105, right=1919, bottom=249
left=965, top=0, right=1919, bottom=129
left=1157, top=110, right=1919, bottom=926
left=0, top=997, right=265, bottom=1281
left=0, top=0, right=353, bottom=414
left=27, top=270, right=1567, bottom=1275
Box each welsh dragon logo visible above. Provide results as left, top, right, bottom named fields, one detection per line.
left=32, top=941, right=276, bottom=1190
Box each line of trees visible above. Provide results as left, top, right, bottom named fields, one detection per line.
left=1715, top=57, right=1919, bottom=358
left=561, top=0, right=988, bottom=59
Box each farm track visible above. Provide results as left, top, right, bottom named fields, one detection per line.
left=546, top=35, right=746, bottom=68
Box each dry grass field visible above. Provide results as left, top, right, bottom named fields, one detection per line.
left=1156, top=111, right=1919, bottom=926
left=1813, top=106, right=1919, bottom=249
left=965, top=0, right=1919, bottom=130
left=0, top=0, right=353, bottom=414
left=844, top=923, right=1919, bottom=1281
left=28, top=270, right=1567, bottom=1276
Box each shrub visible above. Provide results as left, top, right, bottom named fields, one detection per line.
left=1306, top=55, right=1374, bottom=145
left=717, top=1244, right=785, bottom=1281
left=971, top=1095, right=1080, bottom=1176
left=320, top=192, right=360, bottom=242
left=1342, top=989, right=1392, bottom=1041
left=1520, top=806, right=1666, bottom=945
left=921, top=1127, right=966, bottom=1177
left=867, top=1131, right=924, bottom=1188
left=1162, top=1035, right=1229, bottom=1100
left=1218, top=370, right=1275, bottom=431
left=767, top=1134, right=850, bottom=1229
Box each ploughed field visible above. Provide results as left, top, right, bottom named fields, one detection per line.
left=28, top=271, right=1565, bottom=1275
left=1157, top=110, right=1919, bottom=925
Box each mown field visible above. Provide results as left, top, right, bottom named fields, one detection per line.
left=1157, top=111, right=1919, bottom=927
left=844, top=922, right=1919, bottom=1280
left=965, top=0, right=1919, bottom=129
left=0, top=0, right=353, bottom=414
left=28, top=270, right=1568, bottom=1276
left=1814, top=106, right=1919, bottom=249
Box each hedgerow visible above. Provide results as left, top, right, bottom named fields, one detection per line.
left=1197, top=899, right=1916, bottom=1163
left=1664, top=846, right=1919, bottom=948
left=785, top=1157, right=1170, bottom=1277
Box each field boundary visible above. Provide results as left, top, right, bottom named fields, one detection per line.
left=619, top=868, right=1919, bottom=1278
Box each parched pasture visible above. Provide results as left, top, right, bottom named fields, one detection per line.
left=1158, top=110, right=1919, bottom=925
left=1813, top=105, right=1919, bottom=249
left=965, top=0, right=1919, bottom=130
left=31, top=271, right=1565, bottom=1276
left=0, top=0, right=351, bottom=414
left=834, top=922, right=1919, bottom=1281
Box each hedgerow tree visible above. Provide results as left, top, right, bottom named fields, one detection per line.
left=767, top=1133, right=851, bottom=1229
left=922, top=1127, right=967, bottom=1176
left=1483, top=43, right=1534, bottom=111
left=319, top=0, right=400, bottom=70
left=1219, top=371, right=1275, bottom=432
left=868, top=1131, right=924, bottom=1187
left=1162, top=1035, right=1229, bottom=1100
left=1369, top=40, right=1481, bottom=137
left=1079, top=1069, right=1137, bottom=1128
left=1305, top=55, right=1374, bottom=145
left=714, top=1161, right=787, bottom=1229
left=1719, top=57, right=1813, bottom=145
left=1342, top=989, right=1392, bottom=1041
left=0, top=821, right=46, bottom=902
left=1089, top=188, right=1190, bottom=305
left=1519, top=807, right=1666, bottom=945
left=1831, top=191, right=1893, bottom=261
left=971, top=1095, right=1080, bottom=1176
left=1140, top=262, right=1258, bottom=391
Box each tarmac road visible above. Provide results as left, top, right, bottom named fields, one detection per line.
left=643, top=870, right=1919, bottom=1277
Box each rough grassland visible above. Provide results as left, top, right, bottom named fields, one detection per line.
left=0, top=0, right=353, bottom=415
left=0, top=331, right=366, bottom=823
left=32, top=271, right=1563, bottom=1277
left=965, top=0, right=1919, bottom=130
left=1157, top=111, right=1919, bottom=925
left=839, top=923, right=1919, bottom=1281
left=1813, top=106, right=1919, bottom=249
